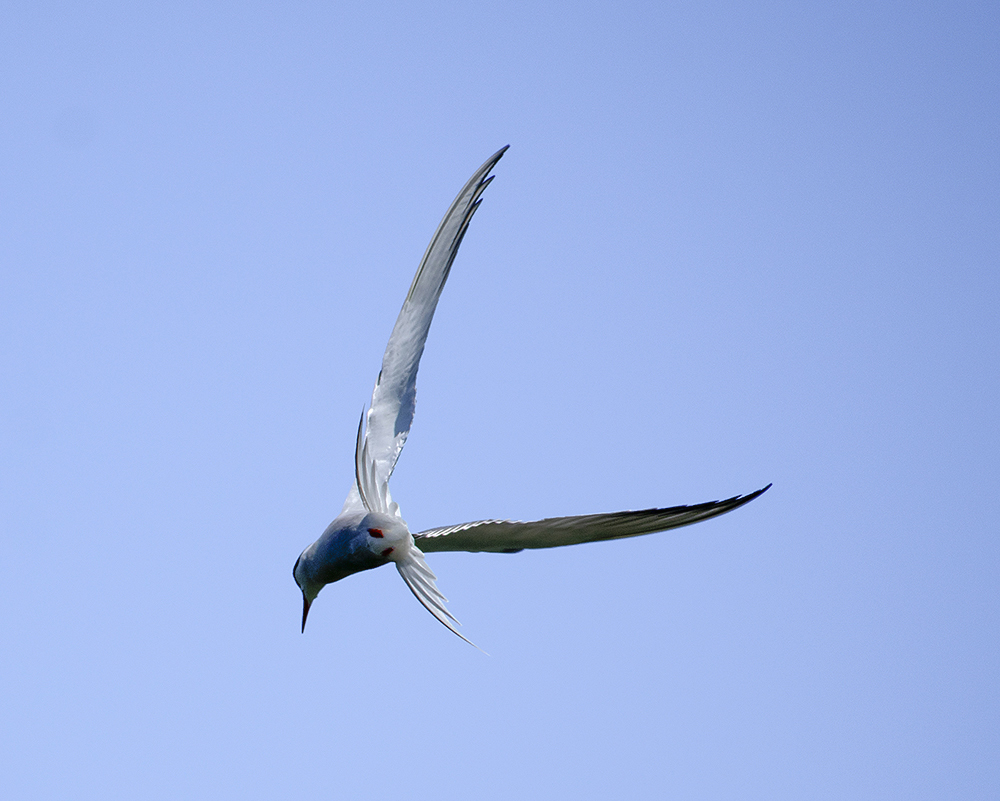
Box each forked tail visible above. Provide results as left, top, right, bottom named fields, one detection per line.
left=396, top=546, right=484, bottom=652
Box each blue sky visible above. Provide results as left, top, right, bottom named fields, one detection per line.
left=2, top=1, right=997, bottom=798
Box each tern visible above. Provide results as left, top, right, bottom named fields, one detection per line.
left=293, top=146, right=770, bottom=643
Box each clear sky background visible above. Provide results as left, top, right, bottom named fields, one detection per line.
left=2, top=2, right=997, bottom=798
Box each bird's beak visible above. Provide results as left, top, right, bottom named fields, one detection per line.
left=301, top=594, right=312, bottom=633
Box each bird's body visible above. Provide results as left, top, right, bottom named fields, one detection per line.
left=293, top=146, right=769, bottom=643
left=296, top=510, right=409, bottom=589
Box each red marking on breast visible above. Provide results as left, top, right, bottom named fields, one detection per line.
left=381, top=547, right=394, bottom=557
left=368, top=528, right=384, bottom=538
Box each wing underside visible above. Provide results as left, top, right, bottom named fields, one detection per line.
left=414, top=485, right=771, bottom=553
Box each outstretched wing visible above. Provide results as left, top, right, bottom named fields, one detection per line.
left=414, top=485, right=771, bottom=553
left=343, top=146, right=508, bottom=514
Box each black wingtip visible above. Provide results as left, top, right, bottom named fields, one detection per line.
left=730, top=482, right=772, bottom=507
left=483, top=145, right=509, bottom=172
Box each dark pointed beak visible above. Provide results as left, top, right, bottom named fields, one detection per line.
left=301, top=594, right=312, bottom=633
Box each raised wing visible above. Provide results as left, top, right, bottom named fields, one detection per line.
left=343, top=146, right=508, bottom=514
left=414, top=484, right=771, bottom=553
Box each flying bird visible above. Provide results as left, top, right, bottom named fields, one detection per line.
left=292, top=146, right=770, bottom=644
